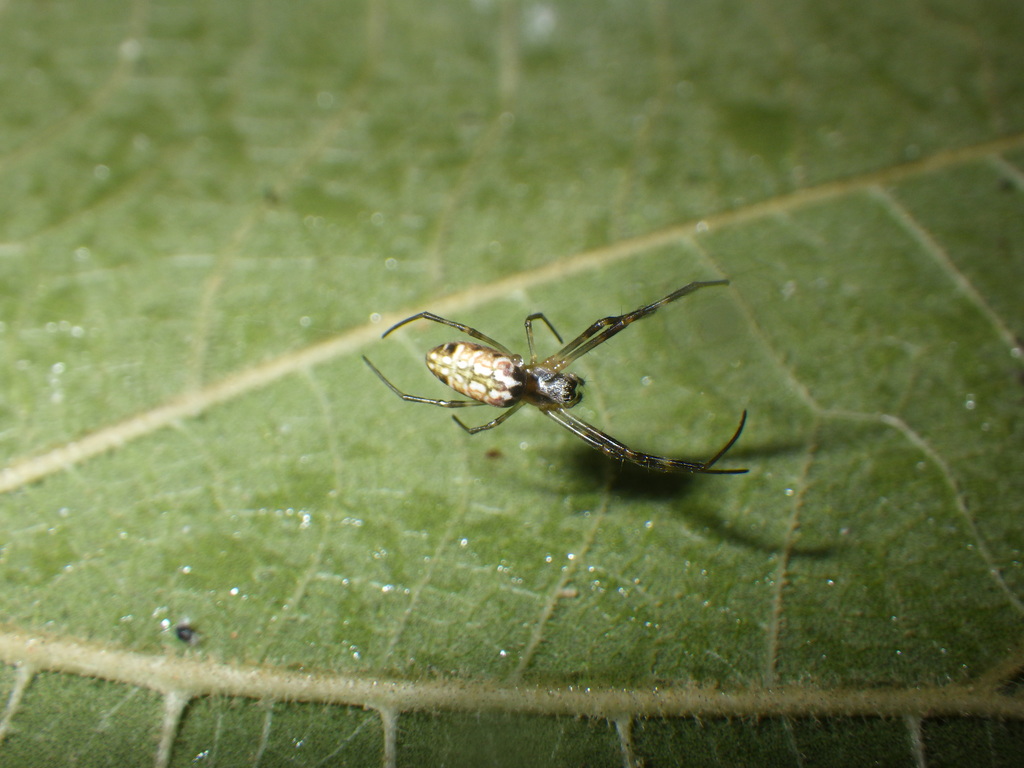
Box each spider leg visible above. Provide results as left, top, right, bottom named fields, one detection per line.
left=363, top=356, right=488, bottom=408
left=544, top=280, right=730, bottom=370
left=523, top=312, right=564, bottom=363
left=699, top=409, right=748, bottom=471
left=381, top=312, right=514, bottom=356
left=453, top=401, right=526, bottom=434
left=543, top=407, right=748, bottom=474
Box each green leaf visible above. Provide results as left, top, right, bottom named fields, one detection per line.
left=2, top=0, right=1022, bottom=765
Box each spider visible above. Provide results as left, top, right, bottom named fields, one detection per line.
left=362, top=280, right=748, bottom=474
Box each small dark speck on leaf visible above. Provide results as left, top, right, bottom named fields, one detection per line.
left=175, top=621, right=200, bottom=645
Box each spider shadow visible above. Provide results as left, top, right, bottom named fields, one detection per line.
left=563, top=448, right=773, bottom=550
left=560, top=442, right=837, bottom=559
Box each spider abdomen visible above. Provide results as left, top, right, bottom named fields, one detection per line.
left=426, top=342, right=524, bottom=407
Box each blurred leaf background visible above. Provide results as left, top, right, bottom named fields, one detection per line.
left=0, top=0, right=1022, bottom=765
